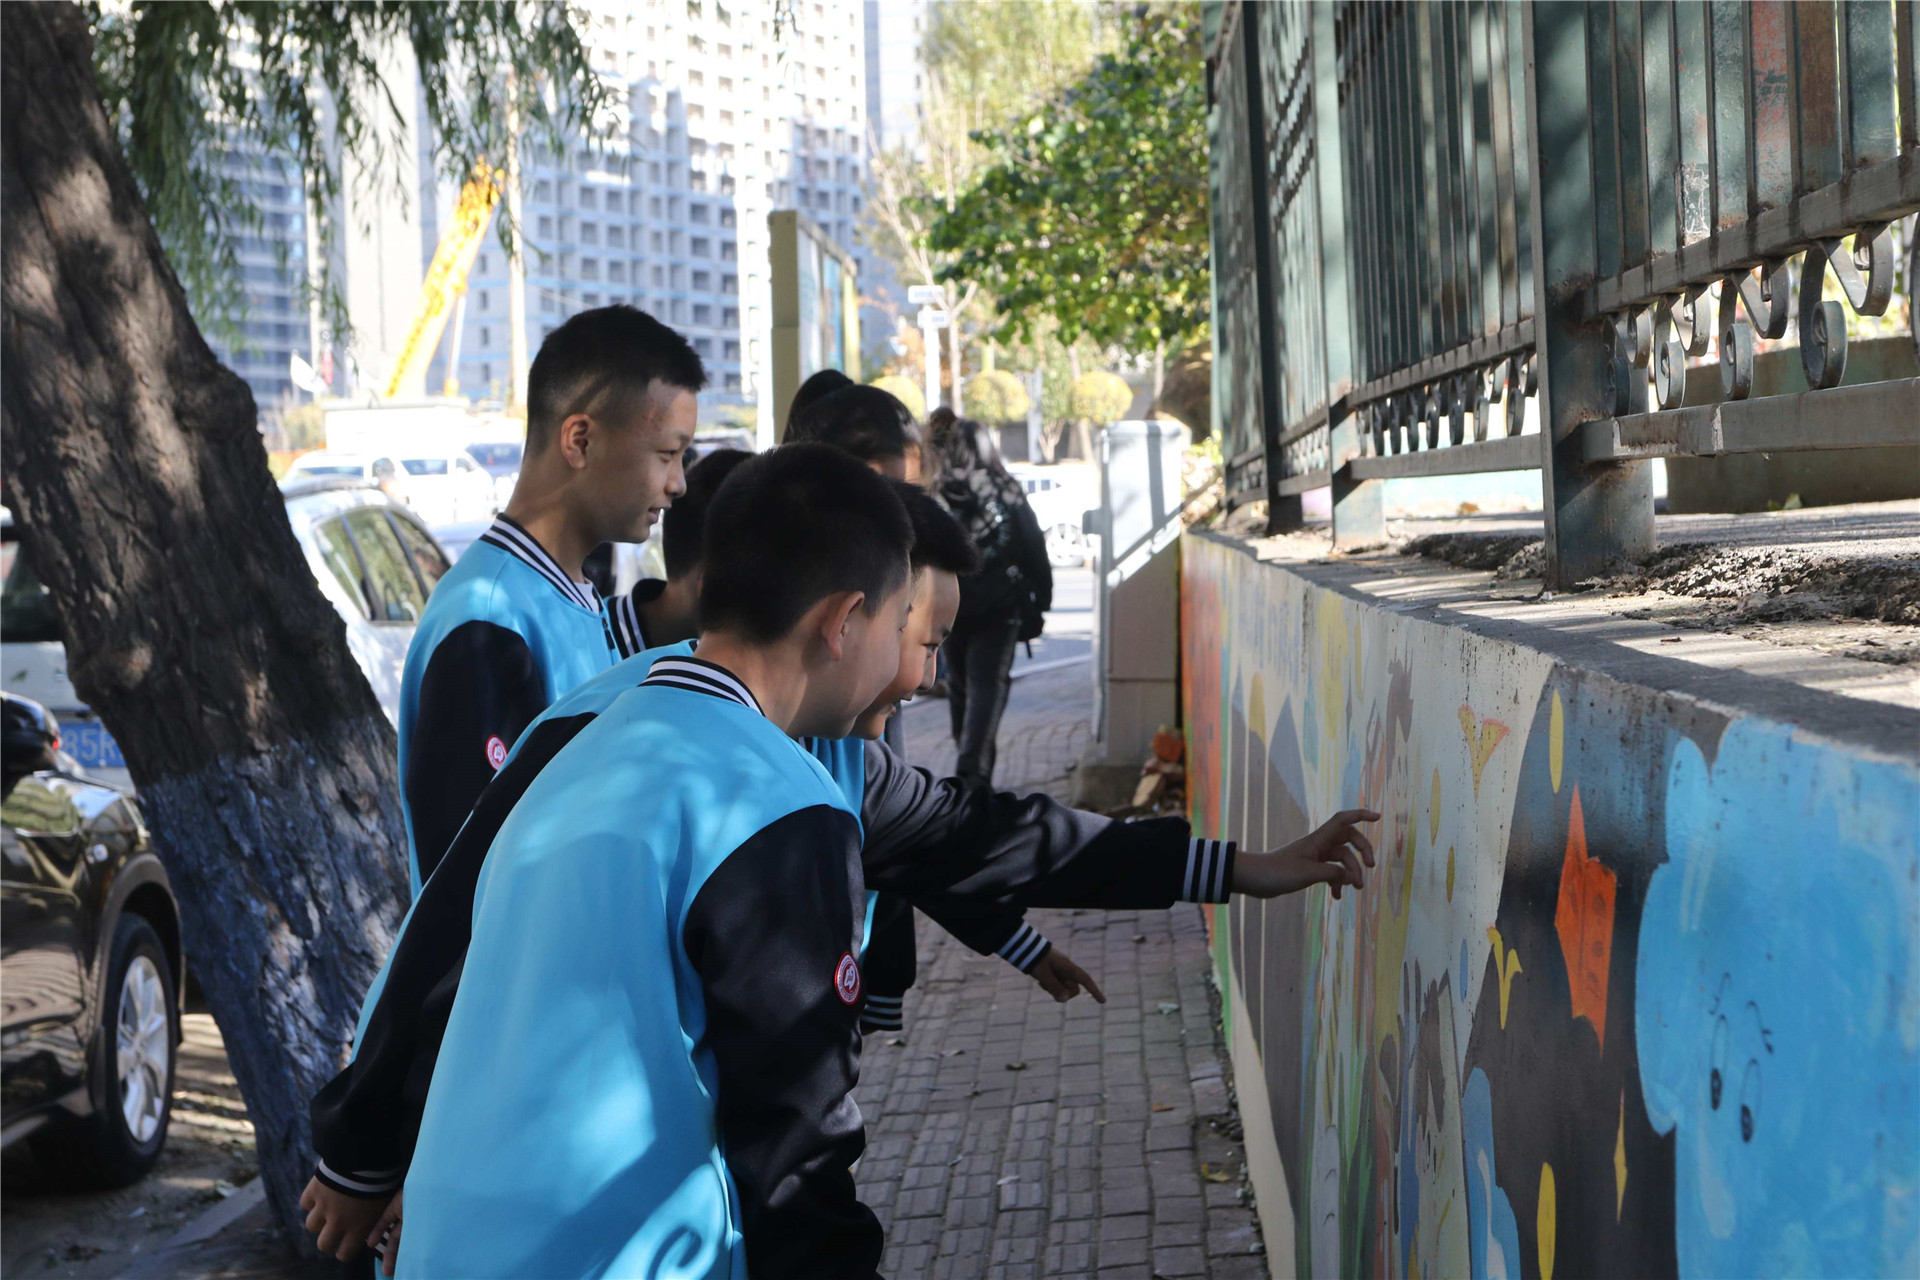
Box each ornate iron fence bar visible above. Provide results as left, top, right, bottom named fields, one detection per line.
left=1349, top=433, right=1541, bottom=480
left=1591, top=157, right=1919, bottom=313
left=1275, top=468, right=1337, bottom=498
left=1207, top=0, right=1269, bottom=509
left=1582, top=377, right=1920, bottom=461
left=1594, top=1, right=1916, bottom=426
left=1205, top=0, right=1916, bottom=582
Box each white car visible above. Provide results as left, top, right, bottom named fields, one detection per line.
left=1010, top=464, right=1098, bottom=568
left=0, top=484, right=449, bottom=791
left=464, top=441, right=524, bottom=509
left=283, top=450, right=407, bottom=497
left=396, top=451, right=496, bottom=526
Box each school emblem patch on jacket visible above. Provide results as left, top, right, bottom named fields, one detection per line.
left=834, top=952, right=862, bottom=1005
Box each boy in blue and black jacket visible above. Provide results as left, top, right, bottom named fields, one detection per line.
left=397, top=306, right=701, bottom=890
left=400, top=444, right=915, bottom=1275
left=304, top=476, right=1381, bottom=1274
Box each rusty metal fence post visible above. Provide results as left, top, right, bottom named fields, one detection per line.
left=1525, top=1, right=1656, bottom=583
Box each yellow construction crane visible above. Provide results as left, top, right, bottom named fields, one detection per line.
left=385, top=165, right=503, bottom=399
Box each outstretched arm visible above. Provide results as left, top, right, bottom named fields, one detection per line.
left=860, top=737, right=1237, bottom=910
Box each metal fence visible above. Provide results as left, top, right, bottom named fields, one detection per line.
left=1208, top=0, right=1919, bottom=583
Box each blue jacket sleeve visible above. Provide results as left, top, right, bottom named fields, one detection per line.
left=681, top=804, right=883, bottom=1280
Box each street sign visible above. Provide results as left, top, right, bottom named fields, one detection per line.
left=916, top=307, right=951, bottom=329
left=907, top=284, right=946, bottom=305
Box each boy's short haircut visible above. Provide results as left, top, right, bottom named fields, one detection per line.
left=700, top=444, right=915, bottom=642
left=663, top=448, right=752, bottom=579
left=784, top=385, right=921, bottom=466
left=785, top=369, right=855, bottom=434
left=525, top=306, right=707, bottom=453
left=894, top=482, right=983, bottom=577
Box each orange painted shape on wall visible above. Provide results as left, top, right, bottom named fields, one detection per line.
left=1553, top=786, right=1617, bottom=1048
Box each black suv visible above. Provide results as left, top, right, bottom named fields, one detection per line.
left=1, top=692, right=182, bottom=1186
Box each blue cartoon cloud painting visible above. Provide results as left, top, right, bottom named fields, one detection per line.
left=1637, top=720, right=1920, bottom=1278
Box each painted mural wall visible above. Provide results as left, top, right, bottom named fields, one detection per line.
left=1180, top=530, right=1920, bottom=1280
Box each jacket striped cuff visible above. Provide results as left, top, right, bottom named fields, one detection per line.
left=312, top=1157, right=403, bottom=1200
left=1181, top=838, right=1236, bottom=903
left=996, top=922, right=1053, bottom=973
left=859, top=994, right=905, bottom=1032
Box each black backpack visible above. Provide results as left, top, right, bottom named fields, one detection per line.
left=955, top=489, right=1043, bottom=640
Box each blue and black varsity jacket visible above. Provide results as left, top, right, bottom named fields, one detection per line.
left=398, top=657, right=874, bottom=1278
left=396, top=515, right=649, bottom=890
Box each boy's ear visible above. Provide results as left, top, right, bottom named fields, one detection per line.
left=820, top=590, right=868, bottom=661
left=557, top=413, right=594, bottom=469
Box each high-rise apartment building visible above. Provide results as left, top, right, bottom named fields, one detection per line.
left=200, top=152, right=316, bottom=415
left=858, top=0, right=930, bottom=335
left=204, top=38, right=427, bottom=418
left=864, top=0, right=927, bottom=156
left=436, top=0, right=871, bottom=424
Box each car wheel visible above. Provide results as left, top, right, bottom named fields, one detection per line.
left=1045, top=523, right=1088, bottom=568
left=31, top=914, right=177, bottom=1189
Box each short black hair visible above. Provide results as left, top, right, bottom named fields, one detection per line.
left=894, top=482, right=982, bottom=576
left=663, top=447, right=752, bottom=579
left=700, top=443, right=915, bottom=643
left=785, top=384, right=922, bottom=464
left=525, top=306, right=707, bottom=452
left=786, top=368, right=855, bottom=432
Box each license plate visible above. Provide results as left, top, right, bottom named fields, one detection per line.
left=63, top=720, right=126, bottom=770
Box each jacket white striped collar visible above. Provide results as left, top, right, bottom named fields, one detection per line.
left=641, top=655, right=764, bottom=716
left=478, top=515, right=600, bottom=614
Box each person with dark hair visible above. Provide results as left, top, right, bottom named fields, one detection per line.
left=303, top=465, right=1382, bottom=1273
left=785, top=383, right=924, bottom=481
left=933, top=416, right=1054, bottom=789
left=784, top=367, right=855, bottom=435
left=785, top=390, right=932, bottom=1024
left=623, top=446, right=751, bottom=646
left=393, top=444, right=914, bottom=1277
left=854, top=485, right=1007, bottom=1034
left=393, top=305, right=706, bottom=895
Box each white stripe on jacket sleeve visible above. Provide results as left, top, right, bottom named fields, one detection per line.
left=995, top=922, right=1053, bottom=972
left=1180, top=838, right=1236, bottom=903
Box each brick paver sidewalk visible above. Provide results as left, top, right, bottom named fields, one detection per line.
left=862, top=655, right=1269, bottom=1279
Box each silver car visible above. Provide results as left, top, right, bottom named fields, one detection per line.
left=0, top=482, right=448, bottom=791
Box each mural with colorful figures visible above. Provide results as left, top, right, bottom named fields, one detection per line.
left=1179, top=530, right=1920, bottom=1279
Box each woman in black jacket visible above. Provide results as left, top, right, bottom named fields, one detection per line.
left=931, top=416, right=1052, bottom=790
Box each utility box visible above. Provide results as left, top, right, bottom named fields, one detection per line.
left=1075, top=419, right=1191, bottom=807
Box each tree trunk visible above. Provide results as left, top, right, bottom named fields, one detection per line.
left=0, top=3, right=409, bottom=1248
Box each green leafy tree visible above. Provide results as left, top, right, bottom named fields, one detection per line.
left=862, top=0, right=1107, bottom=413
left=1, top=2, right=602, bottom=1244
left=89, top=1, right=610, bottom=341
left=929, top=5, right=1209, bottom=353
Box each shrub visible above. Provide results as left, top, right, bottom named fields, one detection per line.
left=868, top=373, right=927, bottom=420
left=1069, top=370, right=1132, bottom=423
left=964, top=370, right=1031, bottom=423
